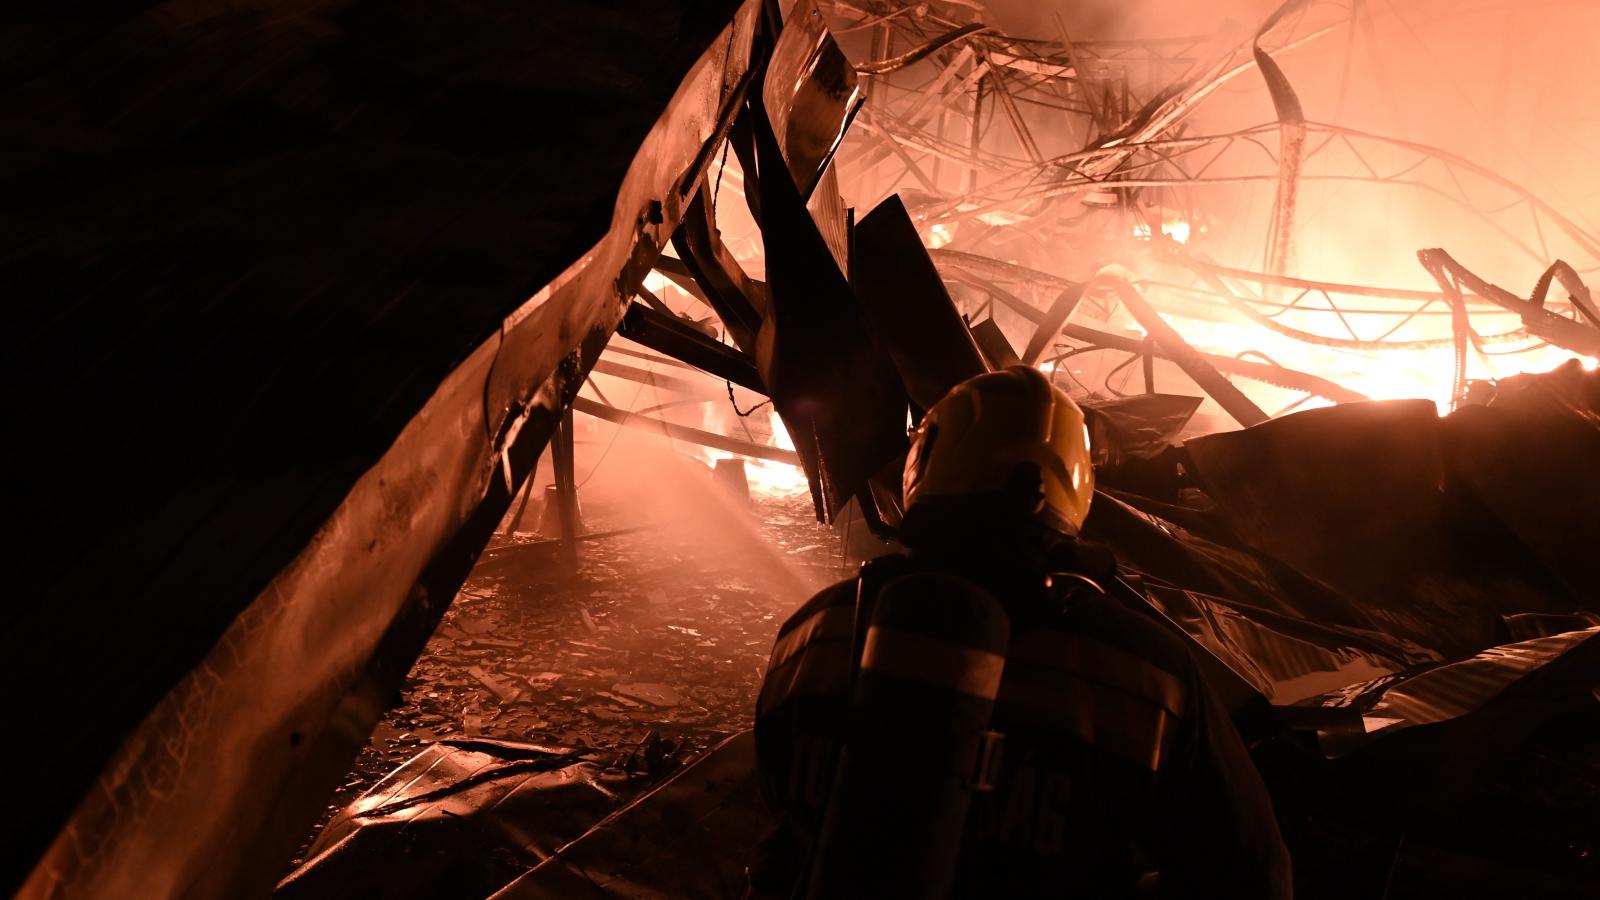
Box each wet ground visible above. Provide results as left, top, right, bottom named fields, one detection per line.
left=292, top=476, right=852, bottom=866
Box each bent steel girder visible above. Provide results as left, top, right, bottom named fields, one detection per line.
left=1092, top=267, right=1271, bottom=427
left=931, top=249, right=1369, bottom=404
left=1154, top=249, right=1550, bottom=352
left=1418, top=249, right=1600, bottom=381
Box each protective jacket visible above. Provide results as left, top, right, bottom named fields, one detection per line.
left=753, top=550, right=1292, bottom=899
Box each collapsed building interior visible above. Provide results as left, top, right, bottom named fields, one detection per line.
left=5, top=0, right=1597, bottom=898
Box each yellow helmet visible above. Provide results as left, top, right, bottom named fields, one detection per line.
left=903, top=366, right=1094, bottom=535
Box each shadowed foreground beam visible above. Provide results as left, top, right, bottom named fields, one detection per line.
left=12, top=3, right=761, bottom=897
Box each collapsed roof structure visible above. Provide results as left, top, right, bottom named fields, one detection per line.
left=4, top=1, right=1596, bottom=898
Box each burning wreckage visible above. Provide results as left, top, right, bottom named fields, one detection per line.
left=4, top=1, right=1598, bottom=898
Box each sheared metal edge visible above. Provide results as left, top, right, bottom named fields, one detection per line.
left=490, top=732, right=761, bottom=899
left=1365, top=627, right=1599, bottom=734
left=1091, top=266, right=1269, bottom=427
left=929, top=248, right=1369, bottom=403
left=1316, top=626, right=1600, bottom=757
left=16, top=5, right=761, bottom=899
left=764, top=0, right=862, bottom=199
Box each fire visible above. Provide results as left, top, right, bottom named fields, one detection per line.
left=1132, top=216, right=1191, bottom=244
left=705, top=411, right=809, bottom=499
left=741, top=412, right=809, bottom=498
left=1104, top=289, right=1596, bottom=414
left=738, top=457, right=812, bottom=498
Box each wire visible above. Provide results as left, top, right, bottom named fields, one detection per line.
left=727, top=380, right=773, bottom=417
left=574, top=375, right=651, bottom=490
left=1102, top=351, right=1144, bottom=397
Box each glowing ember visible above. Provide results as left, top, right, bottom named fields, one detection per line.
left=701, top=412, right=808, bottom=499
left=738, top=457, right=812, bottom=498
left=1132, top=218, right=1191, bottom=244
left=741, top=412, right=808, bottom=498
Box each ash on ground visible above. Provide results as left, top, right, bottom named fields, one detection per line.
left=293, top=483, right=852, bottom=863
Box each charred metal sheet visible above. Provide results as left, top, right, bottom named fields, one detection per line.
left=807, top=163, right=853, bottom=275
left=1312, top=627, right=1598, bottom=756
left=276, top=741, right=632, bottom=900
left=1183, top=395, right=1593, bottom=655
left=1074, top=366, right=1599, bottom=708
left=5, top=2, right=762, bottom=896
left=490, top=732, right=767, bottom=900
left=1441, top=360, right=1600, bottom=599
left=1084, top=490, right=1432, bottom=690
left=930, top=250, right=1370, bottom=403
left=755, top=78, right=908, bottom=520
left=1081, top=394, right=1202, bottom=467
left=969, top=319, right=1023, bottom=370
left=1290, top=630, right=1600, bottom=899
left=852, top=196, right=989, bottom=409
left=1418, top=249, right=1600, bottom=361
left=763, top=0, right=863, bottom=200
left=672, top=182, right=768, bottom=352
left=617, top=302, right=765, bottom=392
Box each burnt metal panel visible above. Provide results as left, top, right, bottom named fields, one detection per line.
left=1082, top=394, right=1203, bottom=467
left=490, top=732, right=766, bottom=900
left=276, top=740, right=633, bottom=900
left=969, top=319, right=1022, bottom=369
left=762, top=0, right=862, bottom=200
left=1176, top=385, right=1595, bottom=657
left=852, top=195, right=989, bottom=410
left=754, top=91, right=908, bottom=520
left=1440, top=360, right=1600, bottom=599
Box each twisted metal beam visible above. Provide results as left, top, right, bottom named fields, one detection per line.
left=931, top=250, right=1369, bottom=403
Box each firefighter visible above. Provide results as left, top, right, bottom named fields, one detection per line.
left=751, top=366, right=1292, bottom=899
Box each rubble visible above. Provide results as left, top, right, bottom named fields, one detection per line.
left=291, top=491, right=845, bottom=869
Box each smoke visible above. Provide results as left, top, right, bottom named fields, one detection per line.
left=823, top=0, right=1598, bottom=413
left=983, top=0, right=1600, bottom=289
left=514, top=365, right=831, bottom=606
